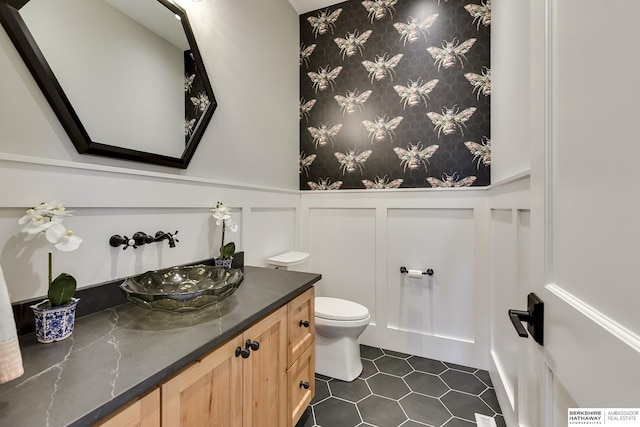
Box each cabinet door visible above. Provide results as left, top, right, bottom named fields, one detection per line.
left=287, top=345, right=315, bottom=427
left=287, top=288, right=315, bottom=367
left=94, top=388, right=160, bottom=427
left=242, top=306, right=287, bottom=427
left=162, top=336, right=243, bottom=427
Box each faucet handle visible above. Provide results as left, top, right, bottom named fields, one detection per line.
left=109, top=234, right=136, bottom=250
left=133, top=232, right=154, bottom=246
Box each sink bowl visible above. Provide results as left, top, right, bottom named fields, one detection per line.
left=120, top=265, right=243, bottom=312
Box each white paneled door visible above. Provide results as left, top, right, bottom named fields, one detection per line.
left=518, top=0, right=640, bottom=425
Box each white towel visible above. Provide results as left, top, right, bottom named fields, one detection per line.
left=0, top=265, right=23, bottom=384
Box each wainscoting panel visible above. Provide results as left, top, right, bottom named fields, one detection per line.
left=387, top=208, right=474, bottom=343
left=301, top=190, right=489, bottom=369
left=0, top=156, right=301, bottom=303
left=307, top=208, right=377, bottom=324
left=485, top=176, right=530, bottom=427
left=245, top=207, right=297, bottom=267
left=489, top=208, right=518, bottom=412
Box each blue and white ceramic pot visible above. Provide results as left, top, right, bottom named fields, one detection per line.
left=30, top=298, right=80, bottom=343
left=214, top=257, right=233, bottom=269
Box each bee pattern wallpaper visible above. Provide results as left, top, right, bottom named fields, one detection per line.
left=184, top=51, right=209, bottom=144
left=299, top=0, right=491, bottom=190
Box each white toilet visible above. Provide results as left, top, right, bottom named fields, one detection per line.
left=314, top=296, right=370, bottom=382
left=266, top=251, right=371, bottom=382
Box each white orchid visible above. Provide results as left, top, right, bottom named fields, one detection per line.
left=46, top=223, right=83, bottom=252
left=211, top=201, right=237, bottom=259
left=18, top=201, right=82, bottom=306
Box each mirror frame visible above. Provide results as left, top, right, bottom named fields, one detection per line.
left=0, top=0, right=217, bottom=168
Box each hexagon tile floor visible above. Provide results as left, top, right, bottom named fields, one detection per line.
left=296, top=345, right=505, bottom=427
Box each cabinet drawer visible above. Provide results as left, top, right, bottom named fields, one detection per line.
left=287, top=287, right=315, bottom=367
left=287, top=344, right=315, bottom=427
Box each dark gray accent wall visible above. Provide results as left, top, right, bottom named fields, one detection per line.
left=299, top=0, right=491, bottom=190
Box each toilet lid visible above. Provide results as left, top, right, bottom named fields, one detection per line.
left=315, top=297, right=369, bottom=321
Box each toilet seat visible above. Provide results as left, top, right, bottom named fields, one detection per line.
left=315, top=297, right=369, bottom=321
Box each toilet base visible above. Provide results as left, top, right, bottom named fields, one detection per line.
left=315, top=334, right=363, bottom=382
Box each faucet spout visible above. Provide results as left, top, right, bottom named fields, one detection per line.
left=154, top=230, right=179, bottom=248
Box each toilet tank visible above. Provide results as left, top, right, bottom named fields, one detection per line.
left=266, top=251, right=309, bottom=272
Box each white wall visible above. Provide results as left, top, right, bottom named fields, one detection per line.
left=0, top=0, right=300, bottom=189
left=0, top=0, right=301, bottom=303
left=491, top=0, right=531, bottom=182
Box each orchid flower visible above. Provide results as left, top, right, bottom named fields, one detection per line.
left=18, top=201, right=82, bottom=306
left=211, top=201, right=237, bottom=259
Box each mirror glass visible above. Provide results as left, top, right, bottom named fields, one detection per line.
left=0, top=0, right=217, bottom=168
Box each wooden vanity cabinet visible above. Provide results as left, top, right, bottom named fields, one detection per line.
left=162, top=307, right=287, bottom=427
left=93, top=388, right=160, bottom=427
left=98, top=287, right=315, bottom=427
left=161, top=335, right=244, bottom=427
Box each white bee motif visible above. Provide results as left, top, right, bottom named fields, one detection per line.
left=190, top=92, right=210, bottom=112
left=307, top=123, right=343, bottom=148
left=334, top=89, right=373, bottom=116
left=307, top=8, right=343, bottom=37
left=362, top=53, right=403, bottom=83
left=427, top=38, right=476, bottom=71
left=427, top=105, right=477, bottom=137
left=464, top=138, right=491, bottom=168
left=361, top=0, right=397, bottom=23
left=393, top=14, right=439, bottom=45
left=393, top=78, right=439, bottom=109
left=427, top=173, right=477, bottom=188
left=300, top=44, right=316, bottom=67
left=362, top=176, right=404, bottom=189
left=465, top=0, right=491, bottom=29
left=334, top=30, right=373, bottom=58
left=334, top=149, right=373, bottom=174
left=299, top=152, right=317, bottom=176
left=362, top=115, right=403, bottom=143
left=308, top=66, right=343, bottom=92
left=184, top=74, right=195, bottom=92
left=464, top=67, right=491, bottom=98
left=308, top=178, right=343, bottom=190
left=393, top=142, right=439, bottom=172
left=185, top=118, right=196, bottom=136
left=299, top=98, right=317, bottom=121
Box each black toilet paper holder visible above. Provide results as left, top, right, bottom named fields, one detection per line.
left=400, top=266, right=434, bottom=276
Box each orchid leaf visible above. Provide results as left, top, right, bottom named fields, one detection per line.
left=48, top=273, right=76, bottom=306
left=220, top=242, right=236, bottom=259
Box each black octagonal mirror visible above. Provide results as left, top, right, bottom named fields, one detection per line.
left=0, top=0, right=217, bottom=168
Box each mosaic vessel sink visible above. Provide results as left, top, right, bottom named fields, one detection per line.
left=120, top=265, right=243, bottom=312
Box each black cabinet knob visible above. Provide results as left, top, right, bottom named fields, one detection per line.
left=299, top=320, right=310, bottom=328
left=299, top=381, right=310, bottom=389
left=235, top=346, right=250, bottom=359
left=246, top=339, right=260, bottom=351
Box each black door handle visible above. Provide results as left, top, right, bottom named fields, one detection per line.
left=299, top=320, right=310, bottom=328
left=509, top=310, right=531, bottom=337
left=508, top=293, right=544, bottom=345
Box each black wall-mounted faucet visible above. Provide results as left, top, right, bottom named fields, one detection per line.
left=110, top=230, right=179, bottom=249
left=154, top=231, right=179, bottom=248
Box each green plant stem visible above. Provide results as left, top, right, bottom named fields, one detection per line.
left=48, top=252, right=52, bottom=289
left=220, top=219, right=226, bottom=255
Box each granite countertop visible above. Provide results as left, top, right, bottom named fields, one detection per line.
left=0, top=266, right=321, bottom=427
